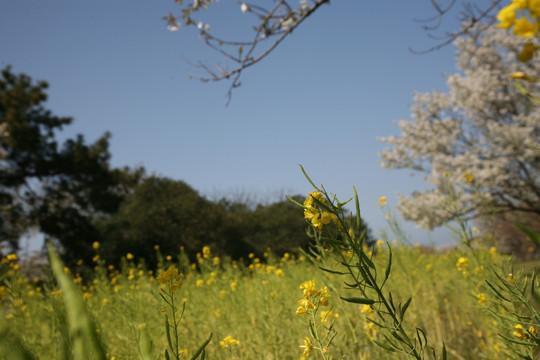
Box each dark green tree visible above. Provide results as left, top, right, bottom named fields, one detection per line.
left=241, top=196, right=312, bottom=255
left=97, top=176, right=225, bottom=267
left=0, top=66, right=142, bottom=261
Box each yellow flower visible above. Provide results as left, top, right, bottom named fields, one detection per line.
left=157, top=266, right=183, bottom=292
left=320, top=310, right=337, bottom=323
left=518, top=42, right=538, bottom=62
left=514, top=324, right=526, bottom=339
left=495, top=3, right=519, bottom=29
left=92, top=241, right=100, bottom=250
left=299, top=280, right=318, bottom=298
left=296, top=306, right=308, bottom=316
left=126, top=253, right=134, bottom=260
left=202, top=246, right=211, bottom=259
left=529, top=326, right=537, bottom=336
left=513, top=16, right=539, bottom=37
left=361, top=304, right=373, bottom=314
left=306, top=210, right=336, bottom=230
left=219, top=335, right=239, bottom=348
left=529, top=0, right=540, bottom=15
left=6, top=253, right=17, bottom=262
left=297, top=298, right=315, bottom=311
left=304, top=191, right=323, bottom=207
left=319, top=286, right=330, bottom=306
left=464, top=173, right=474, bottom=183
left=377, top=196, right=387, bottom=205
left=299, top=337, right=313, bottom=358
left=303, top=192, right=337, bottom=230
left=477, top=293, right=488, bottom=304
left=456, top=257, right=469, bottom=272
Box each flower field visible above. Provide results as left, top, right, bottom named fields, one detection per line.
left=0, top=241, right=529, bottom=359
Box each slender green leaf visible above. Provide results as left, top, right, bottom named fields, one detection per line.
left=498, top=333, right=537, bottom=346
left=353, top=187, right=362, bottom=235
left=286, top=195, right=309, bottom=211
left=416, top=327, right=427, bottom=350
left=138, top=327, right=153, bottom=360
left=400, top=297, right=413, bottom=321
left=340, top=296, right=375, bottom=305
left=515, top=82, right=540, bottom=105
left=165, top=315, right=174, bottom=353
left=299, top=165, right=320, bottom=191
left=373, top=340, right=398, bottom=352
left=485, top=280, right=512, bottom=302
left=190, top=333, right=212, bottom=360
left=516, top=223, right=540, bottom=246
left=388, top=291, right=396, bottom=312
left=360, top=251, right=376, bottom=270
left=337, top=197, right=353, bottom=207
left=343, top=282, right=359, bottom=288
left=319, top=267, right=347, bottom=275
left=47, top=243, right=107, bottom=360
left=384, top=246, right=392, bottom=282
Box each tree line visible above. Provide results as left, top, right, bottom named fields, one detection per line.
left=0, top=66, right=374, bottom=268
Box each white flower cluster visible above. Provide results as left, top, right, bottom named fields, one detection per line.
left=379, top=24, right=540, bottom=228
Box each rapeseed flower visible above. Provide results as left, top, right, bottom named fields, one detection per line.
left=513, top=16, right=539, bottom=37
left=299, top=280, right=318, bottom=298
left=299, top=337, right=312, bottom=357
left=202, top=246, right=211, bottom=259
left=518, top=42, right=538, bottom=61
left=495, top=2, right=519, bottom=29
left=157, top=266, right=183, bottom=292
left=477, top=293, right=488, bottom=305
left=514, top=324, right=526, bottom=339
left=303, top=191, right=337, bottom=230
left=456, top=257, right=469, bottom=272
left=219, top=335, right=239, bottom=348
left=297, top=298, right=315, bottom=315
left=6, top=253, right=17, bottom=262
left=319, top=286, right=330, bottom=306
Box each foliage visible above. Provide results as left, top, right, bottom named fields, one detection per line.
left=0, top=66, right=143, bottom=261
left=378, top=25, right=540, bottom=230
left=289, top=167, right=447, bottom=359
left=221, top=195, right=315, bottom=257
left=96, top=176, right=225, bottom=268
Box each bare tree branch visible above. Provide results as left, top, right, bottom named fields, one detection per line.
left=165, top=0, right=330, bottom=104
left=165, top=0, right=507, bottom=103
left=410, top=0, right=504, bottom=54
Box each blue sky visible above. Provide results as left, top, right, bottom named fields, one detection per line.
left=1, top=0, right=476, bottom=249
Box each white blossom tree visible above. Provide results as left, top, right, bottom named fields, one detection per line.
left=378, top=24, right=540, bottom=229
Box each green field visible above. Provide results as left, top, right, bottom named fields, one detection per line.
left=2, top=242, right=535, bottom=360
